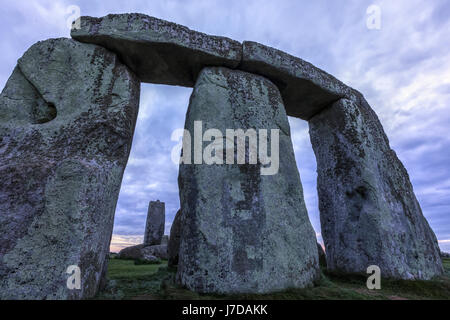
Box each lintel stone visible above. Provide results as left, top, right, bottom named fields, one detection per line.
left=71, top=13, right=242, bottom=87
left=71, top=14, right=364, bottom=120
left=240, top=41, right=360, bottom=120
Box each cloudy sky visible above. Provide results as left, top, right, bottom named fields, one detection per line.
left=1, top=0, right=449, bottom=253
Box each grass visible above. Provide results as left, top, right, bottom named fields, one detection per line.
left=95, top=259, right=172, bottom=300
left=107, top=259, right=164, bottom=279
left=96, top=258, right=450, bottom=300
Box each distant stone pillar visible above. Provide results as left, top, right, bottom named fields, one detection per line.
left=0, top=39, right=140, bottom=299
left=177, top=67, right=319, bottom=294
left=309, top=97, right=443, bottom=280
left=144, top=200, right=165, bottom=246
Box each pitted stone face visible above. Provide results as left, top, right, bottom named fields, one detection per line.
left=0, top=38, right=140, bottom=300
left=176, top=67, right=319, bottom=294
left=144, top=200, right=166, bottom=246
left=309, top=98, right=443, bottom=280
left=71, top=13, right=242, bottom=87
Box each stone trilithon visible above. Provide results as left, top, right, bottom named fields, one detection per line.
left=0, top=13, right=444, bottom=299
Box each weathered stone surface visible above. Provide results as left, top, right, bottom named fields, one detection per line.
left=240, top=41, right=360, bottom=120
left=118, top=244, right=168, bottom=261
left=117, top=244, right=145, bottom=260
left=168, top=209, right=182, bottom=267
left=317, top=243, right=327, bottom=268
left=71, top=13, right=242, bottom=87
left=145, top=244, right=168, bottom=260
left=177, top=67, right=319, bottom=294
left=144, top=200, right=165, bottom=246
left=0, top=38, right=140, bottom=299
left=309, top=98, right=443, bottom=280
left=98, top=256, right=109, bottom=292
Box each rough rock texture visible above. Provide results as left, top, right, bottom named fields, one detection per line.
left=0, top=38, right=140, bottom=299
left=118, top=244, right=168, bottom=260
left=71, top=13, right=242, bottom=87
left=117, top=244, right=145, bottom=260
left=98, top=256, right=109, bottom=292
left=317, top=243, right=327, bottom=268
left=240, top=41, right=360, bottom=120
left=145, top=244, right=168, bottom=260
left=309, top=98, right=443, bottom=280
left=144, top=200, right=165, bottom=246
left=168, top=209, right=182, bottom=267
left=177, top=67, right=319, bottom=294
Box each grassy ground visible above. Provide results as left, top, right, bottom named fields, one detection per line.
left=96, top=258, right=450, bottom=300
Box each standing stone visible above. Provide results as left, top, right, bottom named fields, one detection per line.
left=168, top=209, right=182, bottom=267
left=309, top=98, right=443, bottom=280
left=144, top=200, right=165, bottom=246
left=0, top=38, right=140, bottom=299
left=177, top=67, right=319, bottom=294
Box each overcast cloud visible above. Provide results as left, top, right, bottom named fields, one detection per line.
left=1, top=0, right=449, bottom=253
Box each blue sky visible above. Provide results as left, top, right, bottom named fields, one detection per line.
left=1, top=0, right=449, bottom=253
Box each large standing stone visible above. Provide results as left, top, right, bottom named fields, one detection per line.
left=144, top=200, right=165, bottom=246
left=71, top=13, right=242, bottom=87
left=0, top=38, right=140, bottom=299
left=309, top=98, right=443, bottom=280
left=177, top=67, right=319, bottom=294
left=168, top=209, right=182, bottom=267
